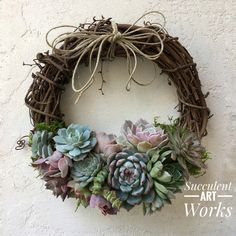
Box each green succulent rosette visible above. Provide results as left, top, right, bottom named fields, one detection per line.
left=161, top=124, right=207, bottom=178
left=143, top=147, right=185, bottom=214
left=70, top=152, right=103, bottom=188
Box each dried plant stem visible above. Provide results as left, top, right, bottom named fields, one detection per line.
left=25, top=15, right=210, bottom=138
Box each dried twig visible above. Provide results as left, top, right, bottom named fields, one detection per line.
left=24, top=16, right=210, bottom=138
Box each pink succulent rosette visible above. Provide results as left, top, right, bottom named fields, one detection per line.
left=95, top=132, right=123, bottom=157
left=122, top=119, right=168, bottom=152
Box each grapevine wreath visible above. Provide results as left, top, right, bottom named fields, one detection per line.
left=17, top=11, right=211, bottom=215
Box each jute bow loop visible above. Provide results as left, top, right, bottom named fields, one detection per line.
left=46, top=11, right=167, bottom=103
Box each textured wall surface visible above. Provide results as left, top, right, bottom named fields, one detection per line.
left=1, top=0, right=236, bottom=235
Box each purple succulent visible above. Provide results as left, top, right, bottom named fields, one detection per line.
left=95, top=132, right=123, bottom=157
left=44, top=177, right=70, bottom=200
left=32, top=151, right=72, bottom=200
left=89, top=194, right=118, bottom=215
left=33, top=150, right=72, bottom=178
left=122, top=119, right=168, bottom=152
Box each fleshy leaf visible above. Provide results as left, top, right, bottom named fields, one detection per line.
left=156, top=171, right=172, bottom=183
left=137, top=141, right=152, bottom=153
left=58, top=157, right=69, bottom=178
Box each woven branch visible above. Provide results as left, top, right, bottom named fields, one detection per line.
left=25, top=18, right=210, bottom=138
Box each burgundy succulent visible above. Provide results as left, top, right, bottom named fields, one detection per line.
left=44, top=177, right=70, bottom=200
left=32, top=151, right=72, bottom=200
left=89, top=194, right=118, bottom=215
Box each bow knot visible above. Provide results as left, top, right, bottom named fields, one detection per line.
left=46, top=11, right=167, bottom=103
left=108, top=21, right=122, bottom=44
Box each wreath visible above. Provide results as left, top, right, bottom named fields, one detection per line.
left=18, top=11, right=211, bottom=215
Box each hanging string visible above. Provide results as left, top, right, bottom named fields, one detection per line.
left=46, top=11, right=167, bottom=103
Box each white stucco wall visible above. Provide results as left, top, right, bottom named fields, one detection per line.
left=1, top=0, right=236, bottom=235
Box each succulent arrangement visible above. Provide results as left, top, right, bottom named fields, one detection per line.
left=30, top=118, right=209, bottom=215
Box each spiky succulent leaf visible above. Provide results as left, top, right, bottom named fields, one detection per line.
left=164, top=126, right=207, bottom=178
left=187, top=151, right=211, bottom=177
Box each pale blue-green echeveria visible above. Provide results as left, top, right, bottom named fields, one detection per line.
left=107, top=148, right=155, bottom=210
left=32, top=130, right=54, bottom=158
left=70, top=152, right=103, bottom=188
left=53, top=124, right=97, bottom=161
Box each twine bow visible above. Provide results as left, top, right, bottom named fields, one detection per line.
left=46, top=11, right=167, bottom=103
